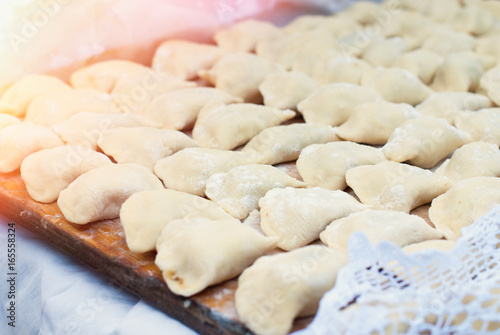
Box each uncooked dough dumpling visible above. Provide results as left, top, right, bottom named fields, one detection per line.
left=402, top=240, right=456, bottom=254
left=0, top=114, right=20, bottom=129
left=281, top=15, right=327, bottom=35
left=152, top=40, right=225, bottom=80
left=296, top=141, right=386, bottom=190
left=21, top=145, right=112, bottom=203
left=199, top=52, right=282, bottom=103
left=431, top=52, right=485, bottom=92
left=454, top=109, right=500, bottom=146
left=57, top=164, right=164, bottom=224
left=361, top=37, right=408, bottom=67
left=214, top=19, right=284, bottom=53
left=0, top=75, right=71, bottom=117
left=259, top=71, right=317, bottom=110
left=25, top=88, right=121, bottom=126
left=382, top=117, right=471, bottom=169
left=155, top=217, right=278, bottom=297
left=342, top=1, right=382, bottom=25
left=421, top=28, right=476, bottom=57
left=154, top=148, right=259, bottom=197
left=336, top=101, right=420, bottom=145
left=192, top=103, right=295, bottom=150
left=450, top=6, right=496, bottom=36
left=435, top=142, right=500, bottom=182
left=97, top=127, right=198, bottom=170
left=142, top=87, right=242, bottom=130
left=242, top=124, right=338, bottom=165
left=416, top=92, right=492, bottom=124
left=52, top=112, right=160, bottom=150
left=235, top=246, right=348, bottom=335
left=297, top=83, right=382, bottom=126
left=346, top=161, right=452, bottom=213
left=320, top=209, right=444, bottom=252
left=0, top=123, right=64, bottom=173
left=394, top=49, right=442, bottom=85
left=120, top=189, right=238, bottom=253
left=361, top=67, right=433, bottom=105
left=205, top=164, right=306, bottom=220
left=478, top=66, right=500, bottom=106
left=70, top=60, right=148, bottom=92
left=312, top=56, right=373, bottom=86
left=429, top=177, right=500, bottom=240
left=259, top=187, right=367, bottom=250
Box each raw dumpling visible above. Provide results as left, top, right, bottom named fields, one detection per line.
left=361, top=67, right=433, bottom=105
left=336, top=101, right=420, bottom=145
left=297, top=83, right=382, bottom=126
left=259, top=71, right=317, bottom=110
left=154, top=148, right=259, bottom=197
left=421, top=28, right=476, bottom=56
left=155, top=217, right=278, bottom=297
left=0, top=123, right=64, bottom=173
left=120, top=189, right=238, bottom=253
left=52, top=112, right=160, bottom=150
left=454, top=109, right=500, bottom=146
left=214, top=19, right=284, bottom=53
left=235, top=246, right=347, bottom=335
left=431, top=52, right=485, bottom=92
left=361, top=37, right=408, bottom=67
left=450, top=6, right=496, bottom=36
left=421, top=0, right=462, bottom=23
left=382, top=117, right=471, bottom=169
left=478, top=66, right=500, bottom=105
left=199, top=52, right=282, bottom=103
left=242, top=124, right=338, bottom=165
left=316, top=16, right=362, bottom=39
left=346, top=161, right=452, bottom=212
left=394, top=49, right=442, bottom=85
left=259, top=187, right=367, bottom=250
left=281, top=15, right=328, bottom=35
left=97, top=127, right=198, bottom=170
left=152, top=40, right=225, bottom=80
left=142, top=87, right=241, bottom=130
left=20, top=145, right=112, bottom=203
left=205, top=164, right=306, bottom=220
left=57, top=164, right=164, bottom=224
left=70, top=60, right=148, bottom=92
left=429, top=177, right=500, bottom=239
left=435, top=142, right=500, bottom=182
left=0, top=114, right=20, bottom=129
left=320, top=209, right=444, bottom=252
left=0, top=75, right=71, bottom=117
left=296, top=141, right=386, bottom=190
left=192, top=103, right=295, bottom=150
left=402, top=239, right=456, bottom=254
left=312, top=56, right=373, bottom=86
left=25, top=88, right=121, bottom=126
left=416, top=92, right=492, bottom=124
left=342, top=1, right=382, bottom=25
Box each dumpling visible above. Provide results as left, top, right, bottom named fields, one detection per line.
left=199, top=52, right=282, bottom=103
left=341, top=1, right=382, bottom=25
left=205, top=164, right=306, bottom=220
left=242, top=124, right=338, bottom=165
left=25, top=88, right=121, bottom=126
left=111, top=69, right=195, bottom=114
left=431, top=52, right=485, bottom=92
left=316, top=16, right=362, bottom=39
left=394, top=49, right=443, bottom=85
left=320, top=209, right=444, bottom=252
left=281, top=15, right=328, bottom=35
left=259, top=187, right=367, bottom=250
left=57, top=164, right=164, bottom=224
left=0, top=123, right=64, bottom=173
left=296, top=141, right=386, bottom=190
left=297, top=83, right=382, bottom=126
left=429, top=177, right=500, bottom=239
left=416, top=92, right=492, bottom=124
left=450, top=6, right=496, bottom=36
left=336, top=101, right=420, bottom=145
left=0, top=114, right=21, bottom=129
left=454, top=109, right=500, bottom=146
left=478, top=66, right=500, bottom=105
left=0, top=75, right=71, bottom=117
left=382, top=117, right=471, bottom=169
left=214, top=19, right=284, bottom=53
left=141, top=87, right=241, bottom=130
left=422, top=0, right=462, bottom=23
left=421, top=28, right=476, bottom=56
left=97, top=127, right=198, bottom=170
left=311, top=56, right=373, bottom=86
left=402, top=240, right=456, bottom=254
left=70, top=60, right=148, bottom=92
left=192, top=103, right=295, bottom=150
left=20, top=145, right=112, bottom=203
left=361, top=37, right=408, bottom=67
left=259, top=71, right=317, bottom=110
left=155, top=217, right=278, bottom=297
left=346, top=161, right=452, bottom=213
left=337, top=31, right=384, bottom=58
left=52, top=112, right=160, bottom=150
left=120, top=189, right=238, bottom=253
left=435, top=142, right=500, bottom=182
left=152, top=40, right=225, bottom=80
left=154, top=148, right=259, bottom=197
left=235, top=246, right=347, bottom=335
left=361, top=67, right=433, bottom=105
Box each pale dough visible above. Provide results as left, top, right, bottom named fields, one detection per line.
left=0, top=114, right=21, bottom=129
left=454, top=109, right=500, bottom=146
left=431, top=51, right=485, bottom=92
left=422, top=28, right=476, bottom=56
left=259, top=71, right=317, bottom=110
left=402, top=239, right=456, bottom=254
left=311, top=56, right=373, bottom=86
left=361, top=37, right=408, bottom=67
left=394, top=49, right=443, bottom=85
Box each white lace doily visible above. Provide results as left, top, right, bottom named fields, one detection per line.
left=296, top=206, right=500, bottom=335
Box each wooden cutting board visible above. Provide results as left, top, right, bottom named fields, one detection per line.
left=0, top=169, right=431, bottom=335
